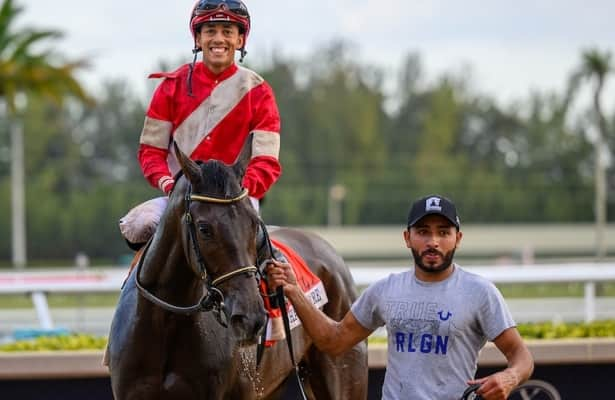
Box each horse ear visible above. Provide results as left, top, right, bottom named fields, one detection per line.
left=174, top=141, right=201, bottom=185
left=232, top=133, right=253, bottom=181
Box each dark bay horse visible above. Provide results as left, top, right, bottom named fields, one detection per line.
left=108, top=137, right=367, bottom=399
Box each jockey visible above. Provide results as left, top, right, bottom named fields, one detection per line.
left=119, top=0, right=282, bottom=253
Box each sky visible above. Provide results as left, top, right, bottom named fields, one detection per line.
left=17, top=0, right=615, bottom=108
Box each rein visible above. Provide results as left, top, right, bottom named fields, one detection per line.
left=257, top=220, right=309, bottom=400
left=135, top=184, right=257, bottom=324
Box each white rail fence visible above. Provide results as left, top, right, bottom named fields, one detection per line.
left=352, top=263, right=615, bottom=323
left=1, top=263, right=615, bottom=331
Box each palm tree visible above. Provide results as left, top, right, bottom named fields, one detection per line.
left=0, top=0, right=90, bottom=110
left=564, top=48, right=613, bottom=260
left=0, top=0, right=91, bottom=268
left=582, top=49, right=612, bottom=260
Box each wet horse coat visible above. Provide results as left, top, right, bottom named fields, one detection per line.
left=108, top=138, right=367, bottom=399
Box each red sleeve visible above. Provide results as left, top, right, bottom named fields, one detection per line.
left=242, top=82, right=282, bottom=199
left=137, top=78, right=176, bottom=192
left=243, top=156, right=282, bottom=199
left=138, top=144, right=173, bottom=192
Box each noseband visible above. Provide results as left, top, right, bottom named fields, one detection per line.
left=135, top=184, right=258, bottom=326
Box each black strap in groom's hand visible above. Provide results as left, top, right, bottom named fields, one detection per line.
left=258, top=219, right=308, bottom=399
left=277, top=284, right=308, bottom=400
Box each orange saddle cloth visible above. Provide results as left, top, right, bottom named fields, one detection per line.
left=260, top=238, right=328, bottom=345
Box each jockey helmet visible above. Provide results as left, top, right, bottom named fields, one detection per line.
left=190, top=0, right=251, bottom=56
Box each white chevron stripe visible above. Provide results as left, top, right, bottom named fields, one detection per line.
left=172, top=67, right=264, bottom=156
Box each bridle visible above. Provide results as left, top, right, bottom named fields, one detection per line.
left=135, top=183, right=258, bottom=327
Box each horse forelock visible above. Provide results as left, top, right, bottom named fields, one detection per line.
left=198, top=160, right=242, bottom=197
left=164, top=159, right=243, bottom=222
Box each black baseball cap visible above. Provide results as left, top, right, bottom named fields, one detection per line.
left=407, top=195, right=460, bottom=229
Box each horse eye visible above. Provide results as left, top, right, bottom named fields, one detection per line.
left=198, top=222, right=214, bottom=239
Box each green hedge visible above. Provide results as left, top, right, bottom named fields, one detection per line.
left=0, top=334, right=107, bottom=352
left=368, top=320, right=615, bottom=345
left=517, top=320, right=615, bottom=339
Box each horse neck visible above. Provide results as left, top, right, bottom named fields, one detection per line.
left=139, top=210, right=202, bottom=304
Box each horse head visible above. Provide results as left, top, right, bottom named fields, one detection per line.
left=165, top=134, right=266, bottom=344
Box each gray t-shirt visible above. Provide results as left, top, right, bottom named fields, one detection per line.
left=351, top=265, right=515, bottom=400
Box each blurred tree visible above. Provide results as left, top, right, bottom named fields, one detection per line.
left=386, top=53, right=425, bottom=160
left=0, top=0, right=91, bottom=267
left=71, top=79, right=146, bottom=185
left=262, top=41, right=389, bottom=225
left=0, top=0, right=90, bottom=111
left=570, top=49, right=613, bottom=258
left=0, top=36, right=610, bottom=262
left=18, top=81, right=152, bottom=260
left=413, top=78, right=466, bottom=190
left=257, top=56, right=314, bottom=224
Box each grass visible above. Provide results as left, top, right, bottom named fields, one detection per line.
left=367, top=320, right=615, bottom=342
left=1, top=282, right=615, bottom=309
left=355, top=282, right=615, bottom=299
left=4, top=319, right=615, bottom=352
left=496, top=282, right=615, bottom=298
left=0, top=293, right=119, bottom=308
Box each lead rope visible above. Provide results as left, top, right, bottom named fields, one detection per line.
left=259, top=221, right=308, bottom=400
left=278, top=285, right=308, bottom=400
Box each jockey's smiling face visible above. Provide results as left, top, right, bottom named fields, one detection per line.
left=197, top=22, right=244, bottom=74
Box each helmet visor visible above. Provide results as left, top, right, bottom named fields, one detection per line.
left=194, top=0, right=249, bottom=18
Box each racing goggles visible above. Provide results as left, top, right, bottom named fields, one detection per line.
left=194, top=0, right=249, bottom=18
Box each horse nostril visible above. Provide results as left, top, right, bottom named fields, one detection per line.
left=230, top=314, right=248, bottom=329
left=230, top=313, right=267, bottom=341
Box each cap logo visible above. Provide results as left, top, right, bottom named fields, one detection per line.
left=425, top=197, right=442, bottom=212
left=207, top=13, right=231, bottom=22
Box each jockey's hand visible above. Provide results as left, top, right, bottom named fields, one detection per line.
left=467, top=369, right=518, bottom=400
left=266, top=259, right=298, bottom=294
left=161, top=177, right=174, bottom=196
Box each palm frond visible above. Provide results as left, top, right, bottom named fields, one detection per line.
left=10, top=29, right=63, bottom=59
left=0, top=0, right=23, bottom=40
left=581, top=48, right=612, bottom=78
left=0, top=0, right=92, bottom=113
